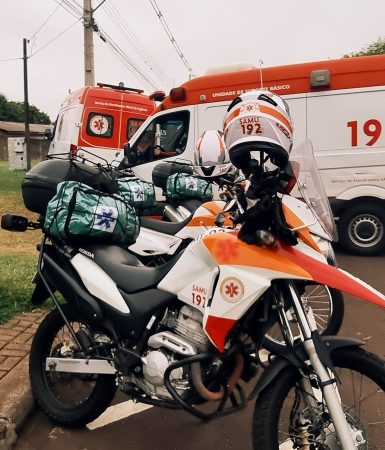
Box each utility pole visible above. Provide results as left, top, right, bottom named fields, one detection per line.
left=83, top=0, right=95, bottom=86
left=23, top=38, right=31, bottom=170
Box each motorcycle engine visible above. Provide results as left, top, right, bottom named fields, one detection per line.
left=174, top=305, right=210, bottom=353
left=130, top=305, right=210, bottom=400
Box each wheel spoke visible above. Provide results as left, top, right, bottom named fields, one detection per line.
left=30, top=307, right=117, bottom=427
left=253, top=348, right=385, bottom=449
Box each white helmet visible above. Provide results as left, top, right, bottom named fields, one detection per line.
left=223, top=90, right=293, bottom=171
left=193, top=129, right=232, bottom=178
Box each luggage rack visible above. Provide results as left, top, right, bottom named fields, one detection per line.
left=46, top=147, right=136, bottom=176
left=96, top=82, right=144, bottom=94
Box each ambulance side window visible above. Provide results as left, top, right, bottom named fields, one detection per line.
left=56, top=114, right=65, bottom=140
left=131, top=111, right=190, bottom=165
left=86, top=112, right=114, bottom=138
left=127, top=118, right=145, bottom=140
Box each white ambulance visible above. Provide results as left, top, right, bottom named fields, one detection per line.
left=121, top=55, right=385, bottom=256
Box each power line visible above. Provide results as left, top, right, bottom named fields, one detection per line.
left=96, top=25, right=159, bottom=91
left=62, top=0, right=83, bottom=17
left=92, top=0, right=107, bottom=14
left=99, top=0, right=173, bottom=89
left=29, top=1, right=64, bottom=41
left=0, top=1, right=78, bottom=64
left=53, top=0, right=82, bottom=19
left=0, top=57, right=22, bottom=62
left=149, top=0, right=194, bottom=76
left=29, top=18, right=82, bottom=58
left=51, top=0, right=168, bottom=91
left=101, top=38, right=152, bottom=89
left=29, top=1, right=65, bottom=56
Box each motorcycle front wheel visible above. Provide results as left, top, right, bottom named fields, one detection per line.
left=263, top=283, right=344, bottom=353
left=252, top=347, right=385, bottom=449
left=29, top=305, right=117, bottom=428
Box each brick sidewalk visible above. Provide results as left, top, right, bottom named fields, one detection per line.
left=0, top=309, right=47, bottom=449
left=0, top=310, right=47, bottom=381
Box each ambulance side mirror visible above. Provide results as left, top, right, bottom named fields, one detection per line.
left=44, top=128, right=53, bottom=141
left=123, top=142, right=137, bottom=167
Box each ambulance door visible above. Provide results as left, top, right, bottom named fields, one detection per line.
left=283, top=94, right=306, bottom=147
left=80, top=108, right=116, bottom=152
left=307, top=86, right=385, bottom=255
left=128, top=108, right=193, bottom=186
left=196, top=101, right=228, bottom=136
left=307, top=87, right=385, bottom=196
left=48, top=105, right=83, bottom=156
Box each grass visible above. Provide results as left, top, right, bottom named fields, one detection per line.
left=0, top=254, right=38, bottom=323
left=0, top=161, right=43, bottom=324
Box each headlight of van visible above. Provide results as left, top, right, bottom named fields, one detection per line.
left=312, top=235, right=337, bottom=267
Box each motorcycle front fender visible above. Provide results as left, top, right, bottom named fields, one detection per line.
left=248, top=336, right=363, bottom=401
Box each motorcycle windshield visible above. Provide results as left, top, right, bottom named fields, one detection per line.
left=289, top=139, right=338, bottom=242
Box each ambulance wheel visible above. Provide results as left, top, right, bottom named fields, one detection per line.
left=338, top=203, right=385, bottom=256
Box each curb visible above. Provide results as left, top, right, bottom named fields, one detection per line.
left=0, top=355, right=35, bottom=450
left=0, top=310, right=47, bottom=450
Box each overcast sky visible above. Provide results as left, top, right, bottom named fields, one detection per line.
left=1, top=0, right=385, bottom=121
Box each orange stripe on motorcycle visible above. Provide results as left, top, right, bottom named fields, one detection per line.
left=187, top=215, right=218, bottom=227
left=200, top=201, right=226, bottom=216
left=282, top=203, right=320, bottom=252
left=203, top=232, right=312, bottom=279
left=277, top=243, right=385, bottom=307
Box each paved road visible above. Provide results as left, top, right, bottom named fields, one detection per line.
left=15, top=251, right=385, bottom=450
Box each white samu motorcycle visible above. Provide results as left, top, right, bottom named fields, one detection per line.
left=2, top=140, right=385, bottom=449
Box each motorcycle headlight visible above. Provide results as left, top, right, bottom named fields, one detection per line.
left=312, top=235, right=337, bottom=267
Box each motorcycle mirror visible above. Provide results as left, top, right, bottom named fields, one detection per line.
left=215, top=212, right=228, bottom=227
left=123, top=142, right=137, bottom=167
left=1, top=214, right=29, bottom=232
left=223, top=198, right=236, bottom=213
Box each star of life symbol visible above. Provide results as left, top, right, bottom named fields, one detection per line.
left=93, top=206, right=118, bottom=233
left=186, top=177, right=198, bottom=190
left=90, top=115, right=109, bottom=135
left=241, top=102, right=258, bottom=113
left=220, top=277, right=244, bottom=303
left=130, top=184, right=145, bottom=202
left=226, top=282, right=238, bottom=297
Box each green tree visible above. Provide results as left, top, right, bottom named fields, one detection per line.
left=0, top=93, right=51, bottom=124
left=344, top=37, right=385, bottom=58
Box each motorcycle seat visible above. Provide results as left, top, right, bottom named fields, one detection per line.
left=140, top=216, right=192, bottom=235
left=79, top=243, right=182, bottom=294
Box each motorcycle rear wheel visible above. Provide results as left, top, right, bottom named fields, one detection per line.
left=29, top=305, right=117, bottom=428
left=252, top=347, right=385, bottom=449
left=263, top=283, right=344, bottom=353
